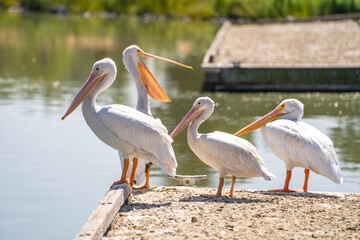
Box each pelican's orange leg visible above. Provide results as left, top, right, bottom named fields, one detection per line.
left=110, top=158, right=129, bottom=190
left=303, top=169, right=310, bottom=192
left=227, top=176, right=236, bottom=197
left=133, top=163, right=157, bottom=189
left=270, top=170, right=294, bottom=192
left=294, top=169, right=310, bottom=192
left=127, top=158, right=138, bottom=187
left=202, top=177, right=224, bottom=197
left=141, top=164, right=153, bottom=188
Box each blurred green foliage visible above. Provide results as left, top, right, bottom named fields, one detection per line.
left=1, top=0, right=360, bottom=18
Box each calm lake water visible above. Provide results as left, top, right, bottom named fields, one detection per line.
left=0, top=13, right=359, bottom=240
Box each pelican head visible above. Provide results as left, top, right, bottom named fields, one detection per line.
left=61, top=58, right=117, bottom=120
left=122, top=45, right=193, bottom=103
left=170, top=97, right=214, bottom=138
left=235, top=98, right=304, bottom=136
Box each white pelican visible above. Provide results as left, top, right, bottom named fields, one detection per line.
left=235, top=99, right=342, bottom=192
left=122, top=45, right=193, bottom=188
left=61, top=58, right=178, bottom=187
left=171, top=97, right=276, bottom=197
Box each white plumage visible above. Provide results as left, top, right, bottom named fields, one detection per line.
left=262, top=118, right=342, bottom=184
left=235, top=98, right=342, bottom=192
left=62, top=58, right=177, bottom=187
left=120, top=45, right=192, bottom=187
left=191, top=131, right=275, bottom=180
left=86, top=104, right=177, bottom=176
left=171, top=97, right=275, bottom=197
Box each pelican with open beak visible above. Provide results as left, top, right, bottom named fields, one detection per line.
left=116, top=45, right=192, bottom=188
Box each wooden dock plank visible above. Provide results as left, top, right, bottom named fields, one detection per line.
left=74, top=183, right=131, bottom=240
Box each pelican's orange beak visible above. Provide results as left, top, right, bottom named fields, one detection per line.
left=234, top=108, right=285, bottom=136
left=138, top=51, right=193, bottom=103
left=170, top=104, right=204, bottom=138
left=61, top=70, right=107, bottom=120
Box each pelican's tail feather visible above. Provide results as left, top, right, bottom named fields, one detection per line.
left=151, top=142, right=177, bottom=177
left=259, top=165, right=277, bottom=181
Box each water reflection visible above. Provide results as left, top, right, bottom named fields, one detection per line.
left=0, top=12, right=359, bottom=240
left=332, top=117, right=360, bottom=165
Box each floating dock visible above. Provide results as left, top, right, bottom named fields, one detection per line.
left=202, top=18, right=360, bottom=92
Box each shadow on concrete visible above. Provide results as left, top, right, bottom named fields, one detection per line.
left=178, top=195, right=272, bottom=204
left=256, top=190, right=342, bottom=199
left=120, top=202, right=171, bottom=212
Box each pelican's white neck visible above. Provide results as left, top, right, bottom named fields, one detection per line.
left=188, top=106, right=214, bottom=139
left=81, top=61, right=117, bottom=119
left=82, top=89, right=98, bottom=112
left=123, top=55, right=151, bottom=116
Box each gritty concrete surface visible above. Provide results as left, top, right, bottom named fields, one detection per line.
left=105, top=187, right=359, bottom=239
left=214, top=20, right=360, bottom=68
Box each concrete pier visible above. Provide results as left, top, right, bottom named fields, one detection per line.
left=104, top=187, right=360, bottom=239
left=74, top=186, right=359, bottom=239
left=74, top=183, right=131, bottom=240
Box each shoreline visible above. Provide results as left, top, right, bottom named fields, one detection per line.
left=3, top=7, right=360, bottom=23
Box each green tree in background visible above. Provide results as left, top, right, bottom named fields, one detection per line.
left=1, top=0, right=360, bottom=19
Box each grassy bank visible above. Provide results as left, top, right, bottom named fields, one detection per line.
left=1, top=0, right=360, bottom=19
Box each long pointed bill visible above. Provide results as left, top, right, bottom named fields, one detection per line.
left=234, top=109, right=285, bottom=136
left=138, top=60, right=171, bottom=102
left=170, top=105, right=204, bottom=138
left=137, top=51, right=193, bottom=102
left=141, top=52, right=193, bottom=70
left=61, top=72, right=106, bottom=120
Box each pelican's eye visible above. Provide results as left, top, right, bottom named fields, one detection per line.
left=198, top=102, right=201, bottom=105
left=136, top=49, right=141, bottom=55
left=278, top=104, right=285, bottom=110
left=95, top=67, right=99, bottom=71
